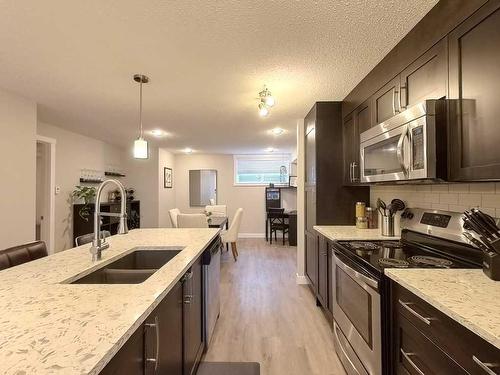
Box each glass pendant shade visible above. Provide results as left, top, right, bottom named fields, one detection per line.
left=133, top=137, right=148, bottom=159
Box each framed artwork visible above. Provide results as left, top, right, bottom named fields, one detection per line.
left=164, top=167, right=173, bottom=188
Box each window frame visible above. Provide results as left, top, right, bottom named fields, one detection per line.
left=233, top=154, right=291, bottom=186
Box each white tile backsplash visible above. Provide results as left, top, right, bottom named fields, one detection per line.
left=370, top=183, right=500, bottom=218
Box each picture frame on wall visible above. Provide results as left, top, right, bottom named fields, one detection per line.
left=164, top=167, right=172, bottom=188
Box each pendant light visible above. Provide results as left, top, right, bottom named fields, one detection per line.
left=133, top=74, right=149, bottom=159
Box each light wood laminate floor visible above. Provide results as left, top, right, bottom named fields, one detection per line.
left=203, top=239, right=346, bottom=375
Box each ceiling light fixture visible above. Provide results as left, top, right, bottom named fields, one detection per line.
left=183, top=147, right=193, bottom=154
left=259, top=86, right=275, bottom=107
left=258, top=102, right=269, bottom=117
left=270, top=127, right=285, bottom=136
left=258, top=85, right=275, bottom=117
left=150, top=129, right=166, bottom=137
left=133, top=74, right=150, bottom=159
left=266, top=147, right=275, bottom=153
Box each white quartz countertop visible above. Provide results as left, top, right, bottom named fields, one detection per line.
left=313, top=225, right=400, bottom=241
left=385, top=269, right=500, bottom=350
left=0, top=228, right=219, bottom=375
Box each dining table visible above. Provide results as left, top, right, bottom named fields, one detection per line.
left=208, top=216, right=229, bottom=251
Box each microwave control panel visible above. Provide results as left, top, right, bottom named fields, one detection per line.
left=412, top=126, right=424, bottom=170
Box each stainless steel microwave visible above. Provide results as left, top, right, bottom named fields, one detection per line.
left=360, top=100, right=447, bottom=183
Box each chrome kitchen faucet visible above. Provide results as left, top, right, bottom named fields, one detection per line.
left=90, top=179, right=128, bottom=261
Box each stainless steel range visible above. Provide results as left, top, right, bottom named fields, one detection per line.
left=331, top=208, right=485, bottom=375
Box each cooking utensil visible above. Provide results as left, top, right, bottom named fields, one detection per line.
left=377, top=198, right=387, bottom=216
left=390, top=199, right=406, bottom=212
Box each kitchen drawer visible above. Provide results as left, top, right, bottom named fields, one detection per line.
left=394, top=283, right=500, bottom=375
left=396, top=315, right=468, bottom=375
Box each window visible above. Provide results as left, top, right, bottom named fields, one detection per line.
left=234, top=154, right=291, bottom=185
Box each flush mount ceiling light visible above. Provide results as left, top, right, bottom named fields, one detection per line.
left=270, top=127, right=285, bottom=136
left=266, top=147, right=275, bottom=153
left=258, top=85, right=275, bottom=117
left=150, top=129, right=166, bottom=137
left=133, top=74, right=149, bottom=159
left=183, top=147, right=193, bottom=154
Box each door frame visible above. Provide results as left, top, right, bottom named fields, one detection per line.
left=36, top=135, right=56, bottom=254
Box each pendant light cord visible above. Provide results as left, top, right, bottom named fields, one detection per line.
left=139, top=79, right=143, bottom=139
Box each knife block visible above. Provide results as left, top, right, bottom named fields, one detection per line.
left=483, top=251, right=500, bottom=281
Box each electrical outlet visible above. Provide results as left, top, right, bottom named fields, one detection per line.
left=55, top=186, right=61, bottom=195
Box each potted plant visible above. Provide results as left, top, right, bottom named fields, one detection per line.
left=72, top=185, right=96, bottom=221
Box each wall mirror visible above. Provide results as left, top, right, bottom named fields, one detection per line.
left=189, top=169, right=217, bottom=206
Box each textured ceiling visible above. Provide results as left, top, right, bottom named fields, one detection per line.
left=0, top=0, right=437, bottom=154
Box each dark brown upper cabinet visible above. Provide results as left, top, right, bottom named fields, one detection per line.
left=448, top=0, right=500, bottom=181
left=344, top=99, right=372, bottom=185
left=343, top=113, right=358, bottom=184
left=400, top=38, right=448, bottom=110
left=371, top=76, right=401, bottom=126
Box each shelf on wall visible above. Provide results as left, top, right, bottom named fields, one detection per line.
left=79, top=178, right=103, bottom=184
left=104, top=172, right=126, bottom=177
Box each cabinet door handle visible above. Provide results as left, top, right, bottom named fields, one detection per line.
left=473, top=355, right=500, bottom=375
left=394, top=89, right=400, bottom=114
left=398, top=300, right=433, bottom=325
left=400, top=349, right=425, bottom=375
left=400, top=84, right=407, bottom=110
left=348, top=162, right=353, bottom=182
left=184, top=294, right=193, bottom=304
left=145, top=316, right=160, bottom=372
left=352, top=162, right=359, bottom=183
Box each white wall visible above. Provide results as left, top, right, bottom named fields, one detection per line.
left=296, top=119, right=306, bottom=283
left=0, top=88, right=37, bottom=249
left=37, top=122, right=128, bottom=252
left=158, top=148, right=176, bottom=227
left=174, top=153, right=269, bottom=236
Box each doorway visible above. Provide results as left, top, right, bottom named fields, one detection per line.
left=36, top=136, right=56, bottom=253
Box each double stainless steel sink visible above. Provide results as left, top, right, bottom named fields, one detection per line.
left=70, top=247, right=183, bottom=284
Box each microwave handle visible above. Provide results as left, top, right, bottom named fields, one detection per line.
left=397, top=128, right=409, bottom=177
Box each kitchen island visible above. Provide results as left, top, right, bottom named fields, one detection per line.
left=0, top=228, right=219, bottom=374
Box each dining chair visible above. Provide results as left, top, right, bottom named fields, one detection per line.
left=75, top=231, right=111, bottom=247
left=169, top=208, right=181, bottom=228
left=221, top=208, right=243, bottom=261
left=177, top=214, right=209, bottom=228
left=0, top=241, right=48, bottom=271
left=268, top=208, right=289, bottom=245
left=205, top=204, right=227, bottom=217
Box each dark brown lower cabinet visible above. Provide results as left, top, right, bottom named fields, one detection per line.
left=317, top=235, right=328, bottom=308
left=100, top=253, right=206, bottom=375
left=392, top=281, right=500, bottom=375
left=145, top=281, right=183, bottom=375
left=308, top=233, right=333, bottom=319
left=183, top=256, right=204, bottom=375
left=99, top=323, right=145, bottom=375
left=305, top=231, right=318, bottom=292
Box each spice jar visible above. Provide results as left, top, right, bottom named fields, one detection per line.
left=355, top=202, right=366, bottom=218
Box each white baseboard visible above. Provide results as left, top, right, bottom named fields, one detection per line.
left=238, top=233, right=266, bottom=239
left=296, top=274, right=309, bottom=285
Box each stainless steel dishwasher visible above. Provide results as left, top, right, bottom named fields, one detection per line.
left=202, top=237, right=221, bottom=349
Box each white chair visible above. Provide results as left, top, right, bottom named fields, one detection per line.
left=177, top=214, right=208, bottom=228
left=205, top=205, right=227, bottom=217
left=169, top=208, right=181, bottom=228
left=221, top=208, right=243, bottom=261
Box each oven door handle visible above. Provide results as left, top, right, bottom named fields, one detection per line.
left=333, top=323, right=364, bottom=375
left=334, top=253, right=378, bottom=290
left=397, top=127, right=409, bottom=177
